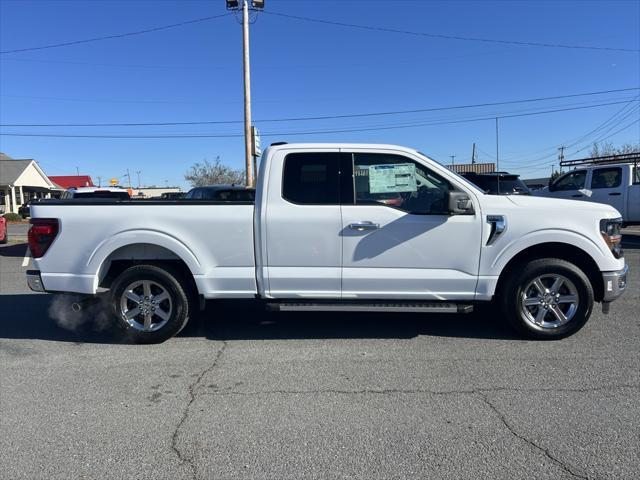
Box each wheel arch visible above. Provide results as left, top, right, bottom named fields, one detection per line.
left=495, top=242, right=604, bottom=302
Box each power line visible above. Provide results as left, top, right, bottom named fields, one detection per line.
left=514, top=119, right=640, bottom=173
left=0, top=13, right=231, bottom=54
left=500, top=98, right=640, bottom=164
left=1, top=99, right=635, bottom=139
left=1, top=87, right=637, bottom=127
left=264, top=11, right=640, bottom=53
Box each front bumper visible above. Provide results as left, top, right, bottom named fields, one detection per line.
left=26, top=270, right=45, bottom=292
left=602, top=264, right=628, bottom=303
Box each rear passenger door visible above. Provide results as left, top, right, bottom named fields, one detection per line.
left=263, top=150, right=344, bottom=298
left=588, top=166, right=625, bottom=214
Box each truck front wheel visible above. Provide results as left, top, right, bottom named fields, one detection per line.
left=500, top=258, right=594, bottom=339
left=110, top=264, right=193, bottom=343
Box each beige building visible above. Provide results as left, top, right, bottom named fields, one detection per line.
left=0, top=153, right=58, bottom=214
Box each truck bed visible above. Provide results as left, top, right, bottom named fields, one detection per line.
left=30, top=201, right=257, bottom=298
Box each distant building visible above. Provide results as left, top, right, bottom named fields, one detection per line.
left=1, top=152, right=58, bottom=213
left=49, top=175, right=95, bottom=189
left=447, top=162, right=496, bottom=174
left=131, top=187, right=182, bottom=199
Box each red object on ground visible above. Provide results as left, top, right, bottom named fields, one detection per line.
left=0, top=216, right=6, bottom=243
left=49, top=175, right=95, bottom=189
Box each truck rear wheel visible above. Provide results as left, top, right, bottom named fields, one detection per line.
left=500, top=258, right=594, bottom=339
left=110, top=264, right=193, bottom=343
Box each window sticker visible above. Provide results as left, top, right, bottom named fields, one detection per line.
left=368, top=163, right=417, bottom=193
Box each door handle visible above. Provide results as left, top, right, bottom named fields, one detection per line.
left=571, top=194, right=583, bottom=197
left=349, top=222, right=379, bottom=231
left=609, top=192, right=622, bottom=196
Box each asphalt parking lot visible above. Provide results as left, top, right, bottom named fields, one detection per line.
left=1, top=233, right=639, bottom=479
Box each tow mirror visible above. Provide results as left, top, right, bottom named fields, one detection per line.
left=448, top=191, right=474, bottom=215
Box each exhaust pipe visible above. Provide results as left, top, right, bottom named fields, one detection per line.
left=69, top=296, right=97, bottom=313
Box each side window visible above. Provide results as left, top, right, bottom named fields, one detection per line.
left=551, top=170, right=587, bottom=191
left=188, top=189, right=203, bottom=200
left=591, top=167, right=622, bottom=189
left=282, top=153, right=340, bottom=204
left=633, top=166, right=639, bottom=185
left=351, top=153, right=452, bottom=214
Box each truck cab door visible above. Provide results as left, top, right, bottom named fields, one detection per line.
left=547, top=169, right=589, bottom=200
left=260, top=149, right=343, bottom=298
left=339, top=151, right=482, bottom=300
left=628, top=165, right=640, bottom=223
left=588, top=166, right=626, bottom=216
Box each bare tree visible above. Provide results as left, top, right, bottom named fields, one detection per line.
left=184, top=157, right=245, bottom=187
left=589, top=141, right=640, bottom=157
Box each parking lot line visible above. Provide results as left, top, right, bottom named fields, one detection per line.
left=21, top=248, right=30, bottom=267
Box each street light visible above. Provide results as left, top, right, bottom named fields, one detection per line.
left=227, top=0, right=264, bottom=10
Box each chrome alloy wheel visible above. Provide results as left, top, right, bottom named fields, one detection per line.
left=119, top=280, right=173, bottom=332
left=520, top=274, right=579, bottom=330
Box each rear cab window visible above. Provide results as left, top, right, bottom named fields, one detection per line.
left=282, top=152, right=341, bottom=204
left=590, top=167, right=622, bottom=189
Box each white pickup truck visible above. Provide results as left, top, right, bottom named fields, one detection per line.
left=534, top=162, right=640, bottom=225
left=27, top=143, right=628, bottom=343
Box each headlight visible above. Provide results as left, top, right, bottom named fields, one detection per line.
left=600, top=217, right=623, bottom=258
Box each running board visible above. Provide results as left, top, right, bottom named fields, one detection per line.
left=267, top=302, right=473, bottom=314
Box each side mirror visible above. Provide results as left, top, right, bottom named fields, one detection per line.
left=448, top=191, right=474, bottom=215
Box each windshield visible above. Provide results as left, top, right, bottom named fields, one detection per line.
left=74, top=191, right=130, bottom=199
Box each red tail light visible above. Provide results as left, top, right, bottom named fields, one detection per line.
left=28, top=218, right=59, bottom=258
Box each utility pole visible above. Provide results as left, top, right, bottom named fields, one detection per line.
left=227, top=0, right=263, bottom=188
left=558, top=146, right=565, bottom=174
left=495, top=118, right=500, bottom=172
left=97, top=176, right=102, bottom=187
left=242, top=0, right=253, bottom=187
left=136, top=170, right=142, bottom=189
left=471, top=143, right=476, bottom=164
left=495, top=117, right=500, bottom=193
left=125, top=169, right=132, bottom=189
left=75, top=166, right=80, bottom=176
left=449, top=155, right=456, bottom=166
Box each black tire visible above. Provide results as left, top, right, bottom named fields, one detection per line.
left=499, top=258, right=594, bottom=340
left=110, top=264, right=194, bottom=343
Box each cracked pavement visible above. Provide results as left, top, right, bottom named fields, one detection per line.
left=1, top=243, right=639, bottom=479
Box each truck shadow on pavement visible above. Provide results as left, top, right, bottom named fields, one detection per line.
left=0, top=294, right=520, bottom=344
left=0, top=243, right=28, bottom=258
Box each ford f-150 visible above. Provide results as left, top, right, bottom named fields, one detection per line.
left=27, top=143, right=628, bottom=343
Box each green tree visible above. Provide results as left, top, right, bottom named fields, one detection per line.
left=184, top=157, right=245, bottom=187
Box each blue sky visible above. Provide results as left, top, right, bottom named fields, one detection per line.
left=1, top=0, right=639, bottom=189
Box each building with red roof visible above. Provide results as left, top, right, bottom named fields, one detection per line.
left=49, top=175, right=95, bottom=189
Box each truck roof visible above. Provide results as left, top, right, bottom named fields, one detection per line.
left=267, top=143, right=421, bottom=154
